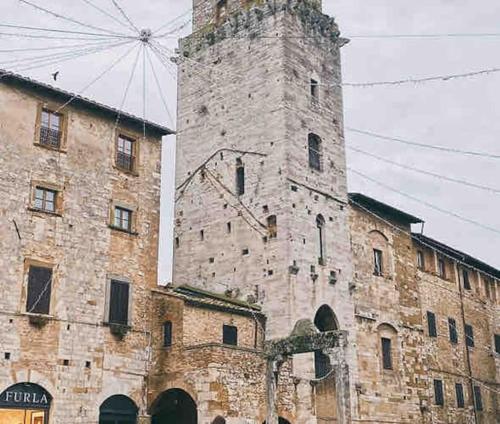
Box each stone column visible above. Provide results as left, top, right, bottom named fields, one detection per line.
left=327, top=344, right=351, bottom=424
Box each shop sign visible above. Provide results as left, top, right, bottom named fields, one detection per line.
left=0, top=383, right=52, bottom=409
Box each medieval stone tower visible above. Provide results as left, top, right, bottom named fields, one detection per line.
left=174, top=0, right=356, bottom=353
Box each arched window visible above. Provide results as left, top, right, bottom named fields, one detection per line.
left=99, top=395, right=138, bottom=424
left=377, top=323, right=398, bottom=373
left=370, top=230, right=389, bottom=277
left=314, top=305, right=338, bottom=332
left=212, top=417, right=226, bottom=424
left=308, top=133, right=322, bottom=171
left=151, top=389, right=197, bottom=424
left=236, top=158, right=245, bottom=195
left=316, top=214, right=326, bottom=265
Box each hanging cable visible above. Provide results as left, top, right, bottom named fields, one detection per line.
left=152, top=8, right=192, bottom=35
left=110, top=0, right=140, bottom=34
left=0, top=23, right=133, bottom=39
left=0, top=39, right=129, bottom=54
left=79, top=0, right=132, bottom=33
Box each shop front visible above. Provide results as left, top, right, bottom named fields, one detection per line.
left=0, top=383, right=51, bottom=424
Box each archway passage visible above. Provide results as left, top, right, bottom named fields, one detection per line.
left=0, top=382, right=52, bottom=424
left=151, top=389, right=197, bottom=424
left=314, top=304, right=338, bottom=332
left=99, top=395, right=138, bottom=424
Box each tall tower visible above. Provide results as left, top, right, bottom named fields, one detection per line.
left=174, top=0, right=355, bottom=347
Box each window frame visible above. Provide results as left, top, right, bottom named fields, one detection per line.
left=448, top=318, right=458, bottom=344
left=26, top=264, right=53, bottom=315
left=163, top=321, right=173, bottom=347
left=417, top=250, right=425, bottom=270
left=438, top=258, right=446, bottom=279
left=35, top=104, right=67, bottom=151
left=308, top=133, right=322, bottom=172
left=433, top=379, right=444, bottom=406
left=373, top=248, right=383, bottom=276
left=462, top=269, right=471, bottom=290
left=33, top=186, right=57, bottom=213
left=222, top=324, right=238, bottom=346
left=427, top=311, right=437, bottom=338
left=107, top=279, right=131, bottom=327
left=110, top=202, right=137, bottom=234
left=381, top=337, right=393, bottom=370
left=494, top=334, right=500, bottom=355
left=115, top=133, right=138, bottom=174
left=473, top=386, right=483, bottom=411
left=455, top=383, right=465, bottom=408
left=465, top=324, right=474, bottom=348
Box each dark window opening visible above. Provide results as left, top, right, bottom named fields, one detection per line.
left=463, top=269, right=471, bottom=290
left=494, top=334, right=500, bottom=354
left=314, top=350, right=332, bottom=378
left=27, top=265, right=52, bottom=314
left=85, top=361, right=91, bottom=369
left=465, top=324, right=474, bottom=348
left=63, top=359, right=69, bottom=366
left=310, top=78, right=319, bottom=101
left=438, top=258, right=446, bottom=279
left=267, top=215, right=277, bottom=238
left=236, top=158, right=245, bottom=195
left=308, top=133, right=322, bottom=171
left=242, top=248, right=249, bottom=255
left=163, top=321, right=172, bottom=347
left=417, top=250, right=425, bottom=270
left=114, top=206, right=132, bottom=232
left=200, top=230, right=205, bottom=241
left=116, top=134, right=135, bottom=172
left=434, top=379, right=444, bottom=406
left=316, top=214, right=326, bottom=265
left=473, top=386, right=483, bottom=411
left=34, top=187, right=57, bottom=213
left=40, top=108, right=62, bottom=148
left=373, top=249, right=383, bottom=276
left=381, top=337, right=393, bottom=370
left=223, top=324, right=237, bottom=346
left=455, top=383, right=465, bottom=408
left=227, top=222, right=231, bottom=233
left=448, top=318, right=458, bottom=344
left=109, top=280, right=130, bottom=326
left=215, top=0, right=228, bottom=24
left=427, top=311, right=437, bottom=337
left=4, top=352, right=11, bottom=360
left=175, top=237, right=180, bottom=248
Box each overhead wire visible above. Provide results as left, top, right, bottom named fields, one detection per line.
left=79, top=0, right=133, bottom=33
left=347, top=145, right=500, bottom=194
left=110, top=0, right=140, bottom=34
left=0, top=23, right=134, bottom=39
left=152, top=8, right=192, bottom=35
left=0, top=39, right=130, bottom=54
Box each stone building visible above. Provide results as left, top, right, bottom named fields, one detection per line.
left=0, top=71, right=172, bottom=423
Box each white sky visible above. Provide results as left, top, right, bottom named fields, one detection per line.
left=1, top=0, right=499, bottom=282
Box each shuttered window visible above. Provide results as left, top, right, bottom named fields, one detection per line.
left=109, top=280, right=130, bottom=325
left=455, top=383, right=465, bottom=408
left=433, top=379, right=444, bottom=406
left=373, top=249, right=383, bottom=276
left=381, top=337, right=393, bottom=370
left=473, top=386, right=483, bottom=411
left=448, top=318, right=458, bottom=344
left=222, top=324, right=237, bottom=346
left=163, top=321, right=172, bottom=347
left=465, top=324, right=474, bottom=348
left=427, top=311, right=437, bottom=337
left=26, top=265, right=52, bottom=314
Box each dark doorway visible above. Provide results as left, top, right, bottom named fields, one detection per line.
left=263, top=418, right=291, bottom=424
left=99, top=395, right=138, bottom=424
left=314, top=305, right=338, bottom=332
left=151, top=389, right=197, bottom=424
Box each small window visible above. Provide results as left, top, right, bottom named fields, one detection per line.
left=215, top=0, right=228, bottom=24
left=116, top=135, right=136, bottom=172
left=417, top=250, right=425, bottom=270
left=465, top=324, right=474, bottom=348
left=494, top=334, right=500, bottom=354
left=381, top=337, right=392, bottom=370
left=316, top=214, right=326, bottom=265
left=200, top=230, right=205, bottom=241
left=473, top=386, right=483, bottom=411
left=222, top=324, right=237, bottom=346
left=226, top=222, right=231, bottom=233
left=163, top=321, right=172, bottom=347
left=462, top=269, right=471, bottom=290
left=34, top=187, right=57, bottom=213
left=114, top=206, right=132, bottom=232
left=236, top=158, right=245, bottom=196
left=308, top=133, right=322, bottom=171
left=40, top=108, right=62, bottom=148
left=373, top=249, right=383, bottom=276
left=455, top=383, right=465, bottom=408
left=427, top=311, right=437, bottom=337
left=310, top=79, right=319, bottom=102
left=438, top=258, right=446, bottom=278
left=109, top=280, right=130, bottom=326
left=448, top=318, right=458, bottom=344
left=267, top=215, right=277, bottom=238
left=26, top=265, right=52, bottom=314
left=433, top=379, right=444, bottom=406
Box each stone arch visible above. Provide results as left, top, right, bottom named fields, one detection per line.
left=0, top=382, right=52, bottom=424
left=150, top=388, right=197, bottom=424
left=314, top=304, right=339, bottom=332
left=212, top=417, right=226, bottom=424
left=377, top=323, right=399, bottom=372
left=99, top=395, right=138, bottom=424
left=369, top=230, right=390, bottom=276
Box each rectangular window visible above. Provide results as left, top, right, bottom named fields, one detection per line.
left=222, top=324, right=237, bottom=346
left=34, top=187, right=57, bottom=213
left=417, top=250, right=425, bottom=270
left=373, top=249, right=383, bottom=276
left=465, top=324, right=474, bottom=348
left=473, top=386, right=483, bottom=411
left=308, top=134, right=322, bottom=171
left=434, top=379, right=444, bottom=406
left=109, top=280, right=130, bottom=325
left=236, top=165, right=245, bottom=196
left=455, top=383, right=465, bottom=408
left=427, top=311, right=437, bottom=337
left=163, top=321, right=172, bottom=347
left=26, top=265, right=52, bottom=314
left=116, top=135, right=135, bottom=172
left=438, top=258, right=446, bottom=278
left=448, top=318, right=458, bottom=344
left=114, top=206, right=132, bottom=232
left=462, top=269, right=471, bottom=290
left=495, top=334, right=500, bottom=354
left=215, top=0, right=228, bottom=24
left=310, top=79, right=319, bottom=101
left=40, top=109, right=62, bottom=148
left=381, top=337, right=392, bottom=370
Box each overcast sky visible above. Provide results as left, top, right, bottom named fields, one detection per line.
left=1, top=0, right=499, bottom=282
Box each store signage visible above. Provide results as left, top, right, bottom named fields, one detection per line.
left=0, top=383, right=51, bottom=409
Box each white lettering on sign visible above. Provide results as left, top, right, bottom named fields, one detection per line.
left=3, top=391, right=48, bottom=405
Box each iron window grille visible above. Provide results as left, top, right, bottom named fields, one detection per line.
left=116, top=135, right=135, bottom=172
left=40, top=109, right=62, bottom=148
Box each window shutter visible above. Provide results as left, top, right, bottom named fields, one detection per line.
left=455, top=383, right=465, bottom=408
left=427, top=311, right=437, bottom=337
left=473, top=386, right=483, bottom=411
left=448, top=318, right=458, bottom=344
left=381, top=338, right=392, bottom=370
left=222, top=325, right=237, bottom=346
left=163, top=321, right=172, bottom=347
left=27, top=266, right=52, bottom=314
left=433, top=379, right=444, bottom=406
left=109, top=280, right=130, bottom=325
left=465, top=324, right=474, bottom=348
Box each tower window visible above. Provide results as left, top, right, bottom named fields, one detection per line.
left=417, top=250, right=425, bottom=270
left=163, top=321, right=172, bottom=347
left=381, top=337, right=393, bottom=370
left=215, top=0, right=228, bottom=25
left=267, top=215, right=277, bottom=238
left=308, top=133, right=322, bottom=171
left=448, top=318, right=458, bottom=344
left=373, top=249, right=383, bottom=276
left=455, top=383, right=465, bottom=408
left=465, top=324, right=474, bottom=347
left=226, top=222, right=232, bottom=233
left=236, top=158, right=245, bottom=195
left=427, top=311, right=437, bottom=337
left=438, top=258, right=446, bottom=278
left=433, top=379, right=444, bottom=406
left=310, top=79, right=319, bottom=102
left=222, top=324, right=237, bottom=346
left=473, top=386, right=483, bottom=411
left=462, top=269, right=471, bottom=290
left=316, top=214, right=326, bottom=265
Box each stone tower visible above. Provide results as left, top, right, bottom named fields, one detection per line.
left=174, top=0, right=355, bottom=345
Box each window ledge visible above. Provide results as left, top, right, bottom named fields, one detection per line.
left=33, top=142, right=66, bottom=153
left=108, top=225, right=138, bottom=236
left=28, top=207, right=62, bottom=217
left=113, top=165, right=139, bottom=177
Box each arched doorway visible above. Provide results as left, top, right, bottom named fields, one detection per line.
left=0, top=382, right=52, bottom=424
left=99, top=395, right=138, bottom=424
left=314, top=304, right=338, bottom=332
left=151, top=389, right=197, bottom=424
left=211, top=417, right=225, bottom=424
left=263, top=418, right=291, bottom=424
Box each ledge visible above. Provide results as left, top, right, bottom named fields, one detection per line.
left=108, top=225, right=138, bottom=236
left=33, top=142, right=67, bottom=154
left=27, top=207, right=62, bottom=218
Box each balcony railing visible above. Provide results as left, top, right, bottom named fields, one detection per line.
left=40, top=126, right=61, bottom=148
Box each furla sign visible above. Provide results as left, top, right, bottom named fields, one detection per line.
left=0, top=383, right=52, bottom=409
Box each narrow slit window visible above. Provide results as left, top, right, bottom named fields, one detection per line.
left=433, top=379, right=444, bottom=406
left=316, top=214, right=325, bottom=265
left=310, top=78, right=319, bottom=101
left=448, top=318, right=458, bottom=344
left=465, top=324, right=474, bottom=348
left=462, top=269, right=471, bottom=290
left=455, top=383, right=465, bottom=408
left=26, top=265, right=52, bottom=315
left=163, top=321, right=172, bottom=347
left=417, top=250, right=425, bottom=270
left=40, top=109, right=62, bottom=148
left=109, top=280, right=130, bottom=326
left=473, top=386, right=483, bottom=411
left=381, top=337, right=393, bottom=370
left=236, top=158, right=245, bottom=195
left=308, top=133, right=322, bottom=171
left=495, top=334, right=500, bottom=354
left=427, top=311, right=437, bottom=337
left=373, top=249, right=383, bottom=276
left=438, top=258, right=446, bottom=278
